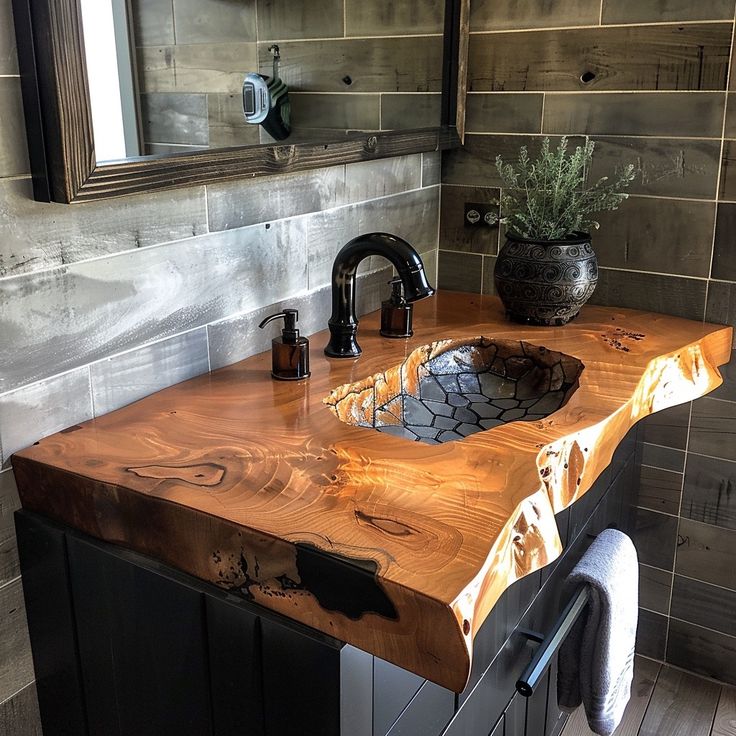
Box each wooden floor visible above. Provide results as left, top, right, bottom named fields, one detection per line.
left=561, top=657, right=736, bottom=736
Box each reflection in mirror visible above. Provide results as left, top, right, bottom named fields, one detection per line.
left=79, top=0, right=446, bottom=165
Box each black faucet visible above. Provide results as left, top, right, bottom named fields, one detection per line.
left=324, top=232, right=435, bottom=358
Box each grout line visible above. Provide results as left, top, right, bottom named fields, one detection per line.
left=0, top=680, right=38, bottom=710
left=462, top=129, right=725, bottom=141
left=87, top=365, right=96, bottom=419
left=598, top=0, right=604, bottom=25
left=664, top=399, right=693, bottom=653
left=674, top=570, right=736, bottom=594
left=469, top=19, right=733, bottom=34
left=257, top=32, right=443, bottom=43
left=539, top=93, right=546, bottom=134
left=205, top=325, right=213, bottom=374
left=599, top=265, right=709, bottom=281
left=669, top=615, right=736, bottom=639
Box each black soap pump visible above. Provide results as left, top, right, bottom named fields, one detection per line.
left=258, top=309, right=311, bottom=380
left=380, top=277, right=413, bottom=338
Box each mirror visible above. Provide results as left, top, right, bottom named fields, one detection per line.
left=13, top=0, right=467, bottom=203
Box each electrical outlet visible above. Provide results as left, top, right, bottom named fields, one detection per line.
left=464, top=202, right=497, bottom=228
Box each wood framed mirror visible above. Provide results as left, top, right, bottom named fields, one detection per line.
left=12, top=0, right=468, bottom=204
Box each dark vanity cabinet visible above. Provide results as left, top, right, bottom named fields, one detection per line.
left=16, top=427, right=639, bottom=736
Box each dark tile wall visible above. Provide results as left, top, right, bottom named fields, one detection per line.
left=132, top=0, right=444, bottom=152
left=0, top=0, right=441, bottom=729
left=438, top=0, right=736, bottom=686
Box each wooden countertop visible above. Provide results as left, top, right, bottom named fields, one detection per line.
left=12, top=292, right=732, bottom=692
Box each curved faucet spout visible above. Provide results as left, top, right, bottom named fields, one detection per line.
left=324, top=232, right=435, bottom=358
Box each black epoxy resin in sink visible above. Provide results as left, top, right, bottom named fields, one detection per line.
left=326, top=338, right=584, bottom=444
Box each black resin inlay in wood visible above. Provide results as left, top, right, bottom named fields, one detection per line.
left=326, top=338, right=584, bottom=445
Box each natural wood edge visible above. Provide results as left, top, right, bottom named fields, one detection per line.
left=451, top=325, right=732, bottom=683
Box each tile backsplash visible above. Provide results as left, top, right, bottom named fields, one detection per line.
left=438, top=0, right=736, bottom=685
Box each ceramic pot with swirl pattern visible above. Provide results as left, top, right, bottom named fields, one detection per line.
left=494, top=230, right=598, bottom=326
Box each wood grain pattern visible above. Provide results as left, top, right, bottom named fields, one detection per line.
left=639, top=662, right=720, bottom=735
left=468, top=24, right=731, bottom=92
left=10, top=293, right=732, bottom=692
left=561, top=656, right=660, bottom=736
left=0, top=682, right=42, bottom=736
left=713, top=686, right=736, bottom=736
left=0, top=579, right=34, bottom=704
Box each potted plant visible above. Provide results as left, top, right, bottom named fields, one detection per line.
left=490, top=137, right=635, bottom=326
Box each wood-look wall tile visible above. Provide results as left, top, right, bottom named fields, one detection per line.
left=0, top=79, right=28, bottom=179
left=588, top=269, right=707, bottom=321
left=634, top=508, right=678, bottom=570
left=345, top=155, right=422, bottom=202
left=639, top=564, right=672, bottom=615
left=439, top=185, right=499, bottom=255
left=346, top=0, right=444, bottom=36
left=602, top=0, right=736, bottom=23
left=0, top=580, right=34, bottom=703
left=0, top=220, right=307, bottom=395
left=207, top=166, right=346, bottom=232
left=0, top=470, right=19, bottom=587
left=0, top=179, right=207, bottom=279
left=481, top=255, right=497, bottom=295
left=172, top=0, right=256, bottom=44
left=306, top=188, right=439, bottom=289
left=711, top=350, right=736, bottom=401
left=465, top=93, right=544, bottom=134
left=422, top=152, right=441, bottom=187
left=0, top=682, right=41, bottom=736
left=676, top=518, right=736, bottom=590
left=380, top=94, right=442, bottom=130
left=140, top=93, right=209, bottom=146
left=639, top=466, right=683, bottom=516
left=635, top=608, right=668, bottom=660
left=593, top=198, right=715, bottom=278
left=667, top=619, right=736, bottom=686
left=689, top=397, right=736, bottom=461
left=0, top=368, right=93, bottom=467
left=720, top=142, right=736, bottom=202
left=130, top=0, right=174, bottom=46
left=0, top=0, right=18, bottom=74
left=207, top=269, right=391, bottom=371
left=207, top=93, right=261, bottom=148
left=290, top=93, right=380, bottom=130
left=257, top=0, right=344, bottom=40
left=90, top=329, right=209, bottom=416
left=265, top=38, right=443, bottom=93
left=469, top=0, right=601, bottom=31
left=641, top=403, right=690, bottom=450
left=713, top=204, right=736, bottom=280
left=437, top=251, right=483, bottom=293
left=543, top=93, right=725, bottom=138
left=442, top=134, right=586, bottom=186
left=591, top=137, right=720, bottom=200
left=641, top=443, right=686, bottom=473
left=683, top=453, right=736, bottom=531
left=671, top=575, right=736, bottom=637
left=725, top=93, right=736, bottom=138
left=706, top=281, right=736, bottom=347
left=468, top=25, right=731, bottom=92
left=137, top=43, right=257, bottom=94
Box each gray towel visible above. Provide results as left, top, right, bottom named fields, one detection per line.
left=557, top=528, right=638, bottom=736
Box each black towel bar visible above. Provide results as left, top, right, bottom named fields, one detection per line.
left=515, top=586, right=590, bottom=697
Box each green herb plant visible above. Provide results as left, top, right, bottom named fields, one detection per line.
left=489, top=136, right=636, bottom=241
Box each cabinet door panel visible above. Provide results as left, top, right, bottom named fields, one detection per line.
left=67, top=535, right=212, bottom=736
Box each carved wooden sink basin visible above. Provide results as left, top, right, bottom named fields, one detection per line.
left=325, top=337, right=585, bottom=444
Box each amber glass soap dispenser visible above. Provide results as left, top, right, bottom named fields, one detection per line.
left=380, top=277, right=413, bottom=338
left=258, top=309, right=311, bottom=380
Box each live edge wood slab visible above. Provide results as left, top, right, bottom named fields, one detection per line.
left=12, top=292, right=732, bottom=693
